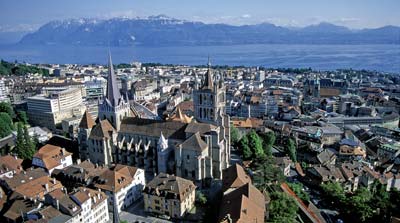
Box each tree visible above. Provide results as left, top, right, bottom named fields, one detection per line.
left=23, top=125, right=36, bottom=159
left=16, top=111, right=28, bottom=125
left=0, top=112, right=13, bottom=138
left=253, top=157, right=285, bottom=191
left=247, top=130, right=265, bottom=159
left=286, top=138, right=297, bottom=162
left=230, top=125, right=240, bottom=146
left=14, top=123, right=36, bottom=160
left=269, top=192, right=298, bottom=223
left=239, top=135, right=252, bottom=160
left=348, top=187, right=374, bottom=222
left=14, top=122, right=25, bottom=157
left=320, top=182, right=346, bottom=204
left=261, top=131, right=276, bottom=157
left=288, top=182, right=310, bottom=202
left=196, top=191, right=207, bottom=205
left=0, top=102, right=15, bottom=118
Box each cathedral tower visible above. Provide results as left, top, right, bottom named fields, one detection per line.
left=193, top=58, right=231, bottom=179
left=98, top=53, right=131, bottom=131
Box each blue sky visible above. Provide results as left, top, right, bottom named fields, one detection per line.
left=0, top=0, right=399, bottom=32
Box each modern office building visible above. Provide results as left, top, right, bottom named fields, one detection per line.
left=27, top=88, right=86, bottom=130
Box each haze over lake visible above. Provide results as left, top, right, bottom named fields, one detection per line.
left=0, top=44, right=399, bottom=73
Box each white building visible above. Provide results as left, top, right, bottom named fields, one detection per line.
left=0, top=155, right=23, bottom=179
left=0, top=79, right=9, bottom=102
left=27, top=88, right=86, bottom=130
left=32, top=144, right=73, bottom=174
left=94, top=164, right=145, bottom=213
left=70, top=187, right=110, bottom=223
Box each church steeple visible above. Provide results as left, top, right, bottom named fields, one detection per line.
left=106, top=53, right=121, bottom=107
left=203, top=56, right=213, bottom=89
left=98, top=52, right=131, bottom=131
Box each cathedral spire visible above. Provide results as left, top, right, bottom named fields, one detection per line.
left=106, top=52, right=121, bottom=106
left=203, top=56, right=213, bottom=89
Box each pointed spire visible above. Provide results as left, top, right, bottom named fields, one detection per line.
left=106, top=52, right=122, bottom=107
left=203, top=56, right=213, bottom=89
left=158, top=132, right=168, bottom=151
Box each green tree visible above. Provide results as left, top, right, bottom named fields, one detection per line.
left=286, top=138, right=297, bottom=162
left=348, top=187, right=374, bottom=222
left=269, top=192, right=298, bottom=223
left=0, top=112, right=13, bottom=138
left=253, top=157, right=285, bottom=191
left=0, top=102, right=15, bottom=119
left=15, top=122, right=36, bottom=160
left=239, top=135, right=252, bottom=160
left=288, top=182, right=310, bottom=202
left=247, top=130, right=265, bottom=159
left=16, top=111, right=28, bottom=125
left=14, top=122, right=25, bottom=157
left=230, top=125, right=240, bottom=146
left=261, top=131, right=276, bottom=157
left=22, top=125, right=36, bottom=160
left=320, top=182, right=346, bottom=204
left=196, top=191, right=207, bottom=205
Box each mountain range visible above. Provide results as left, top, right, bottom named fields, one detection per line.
left=18, top=15, right=400, bottom=46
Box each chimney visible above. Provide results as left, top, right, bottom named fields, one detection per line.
left=52, top=178, right=56, bottom=184
left=14, top=155, right=18, bottom=160
left=45, top=183, right=49, bottom=192
left=76, top=159, right=81, bottom=164
left=56, top=199, right=60, bottom=210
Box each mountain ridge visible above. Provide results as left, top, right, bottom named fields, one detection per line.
left=19, top=16, right=400, bottom=46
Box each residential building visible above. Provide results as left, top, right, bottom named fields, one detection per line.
left=94, top=164, right=145, bottom=213
left=219, top=164, right=266, bottom=223
left=0, top=155, right=23, bottom=179
left=32, top=144, right=73, bottom=174
left=0, top=78, right=9, bottom=102
left=143, top=173, right=196, bottom=219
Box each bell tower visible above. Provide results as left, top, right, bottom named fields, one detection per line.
left=193, top=57, right=226, bottom=125
left=98, top=53, right=132, bottom=130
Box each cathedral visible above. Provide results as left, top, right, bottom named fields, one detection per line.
left=78, top=55, right=231, bottom=183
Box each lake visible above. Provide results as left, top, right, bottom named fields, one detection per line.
left=0, top=44, right=399, bottom=73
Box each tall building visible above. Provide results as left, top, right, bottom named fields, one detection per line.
left=303, top=75, right=320, bottom=100
left=98, top=54, right=132, bottom=131
left=27, top=88, right=85, bottom=130
left=79, top=56, right=231, bottom=183
left=190, top=58, right=231, bottom=179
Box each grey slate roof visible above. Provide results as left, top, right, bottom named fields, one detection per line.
left=106, top=53, right=121, bottom=107
left=120, top=117, right=187, bottom=140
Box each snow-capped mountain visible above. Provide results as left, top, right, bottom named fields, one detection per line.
left=19, top=15, right=400, bottom=46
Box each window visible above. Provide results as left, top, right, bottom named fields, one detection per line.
left=187, top=155, right=190, bottom=160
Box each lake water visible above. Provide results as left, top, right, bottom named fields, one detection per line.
left=0, top=44, right=399, bottom=73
